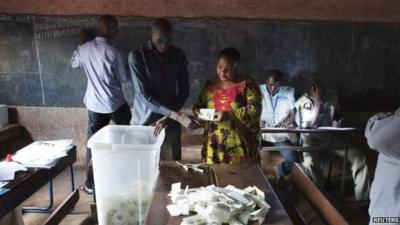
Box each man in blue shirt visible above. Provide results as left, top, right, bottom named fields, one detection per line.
left=128, top=18, right=197, bottom=161
left=259, top=69, right=298, bottom=186
left=71, top=15, right=131, bottom=194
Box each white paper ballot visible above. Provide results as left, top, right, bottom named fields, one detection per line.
left=249, top=207, right=269, bottom=224
left=171, top=182, right=181, bottom=193
left=13, top=139, right=73, bottom=168
left=166, top=204, right=182, bottom=216
left=0, top=161, right=27, bottom=181
left=167, top=183, right=270, bottom=225
left=0, top=181, right=8, bottom=188
left=198, top=108, right=216, bottom=121
left=181, top=214, right=207, bottom=225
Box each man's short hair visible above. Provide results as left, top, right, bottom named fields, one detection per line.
left=266, top=69, right=284, bottom=82
left=99, top=15, right=118, bottom=31
left=151, top=18, right=173, bottom=33
left=218, top=47, right=241, bottom=64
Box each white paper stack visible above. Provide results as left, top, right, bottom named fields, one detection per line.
left=13, top=139, right=73, bottom=168
left=167, top=183, right=271, bottom=225
left=0, top=181, right=9, bottom=188
left=0, top=161, right=27, bottom=181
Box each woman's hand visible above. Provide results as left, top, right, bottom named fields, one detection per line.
left=213, top=111, right=223, bottom=121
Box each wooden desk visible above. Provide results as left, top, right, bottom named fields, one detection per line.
left=145, top=161, right=293, bottom=225
left=211, top=164, right=293, bottom=225
left=260, top=128, right=357, bottom=199
left=261, top=127, right=357, bottom=134
left=0, top=146, right=77, bottom=219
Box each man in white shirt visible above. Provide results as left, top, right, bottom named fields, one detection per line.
left=71, top=15, right=131, bottom=194
left=295, top=81, right=370, bottom=204
left=259, top=69, right=298, bottom=184
left=365, top=108, right=400, bottom=225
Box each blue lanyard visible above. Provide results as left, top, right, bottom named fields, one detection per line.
left=269, top=93, right=279, bottom=124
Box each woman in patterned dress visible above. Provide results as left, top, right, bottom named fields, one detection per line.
left=192, top=47, right=262, bottom=164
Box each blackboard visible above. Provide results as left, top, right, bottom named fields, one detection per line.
left=0, top=15, right=399, bottom=111
left=0, top=15, right=42, bottom=105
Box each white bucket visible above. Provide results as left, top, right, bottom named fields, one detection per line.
left=88, top=125, right=165, bottom=225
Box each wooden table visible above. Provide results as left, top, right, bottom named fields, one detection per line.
left=260, top=127, right=357, bottom=198
left=0, top=146, right=77, bottom=219
left=145, top=161, right=293, bottom=225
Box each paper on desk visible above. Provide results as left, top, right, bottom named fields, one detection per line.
left=181, top=214, right=207, bottom=225
left=167, top=183, right=270, bottom=225
left=13, top=139, right=73, bottom=168
left=317, top=126, right=355, bottom=131
left=0, top=181, right=8, bottom=188
left=0, top=161, right=27, bottom=181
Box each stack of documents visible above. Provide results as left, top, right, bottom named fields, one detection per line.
left=0, top=161, right=27, bottom=181
left=12, top=139, right=73, bottom=168
left=167, top=183, right=270, bottom=225
left=0, top=181, right=8, bottom=188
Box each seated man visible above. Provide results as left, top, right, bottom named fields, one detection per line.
left=259, top=69, right=298, bottom=185
left=295, top=80, right=370, bottom=205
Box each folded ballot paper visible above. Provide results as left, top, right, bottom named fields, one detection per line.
left=167, top=183, right=270, bottom=225
left=12, top=139, right=73, bottom=168
left=0, top=161, right=27, bottom=181
left=198, top=108, right=216, bottom=121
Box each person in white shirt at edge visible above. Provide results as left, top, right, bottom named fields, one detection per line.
left=295, top=80, right=371, bottom=209
left=365, top=107, right=400, bottom=225
left=71, top=15, right=132, bottom=194
left=259, top=69, right=298, bottom=187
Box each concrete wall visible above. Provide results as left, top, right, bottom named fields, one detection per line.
left=0, top=0, right=399, bottom=23
left=9, top=106, right=88, bottom=165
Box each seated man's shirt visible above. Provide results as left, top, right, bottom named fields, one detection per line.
left=259, top=85, right=296, bottom=143
left=295, top=93, right=335, bottom=146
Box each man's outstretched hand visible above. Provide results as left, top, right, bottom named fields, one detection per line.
left=152, top=116, right=168, bottom=136
left=170, top=111, right=201, bottom=130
